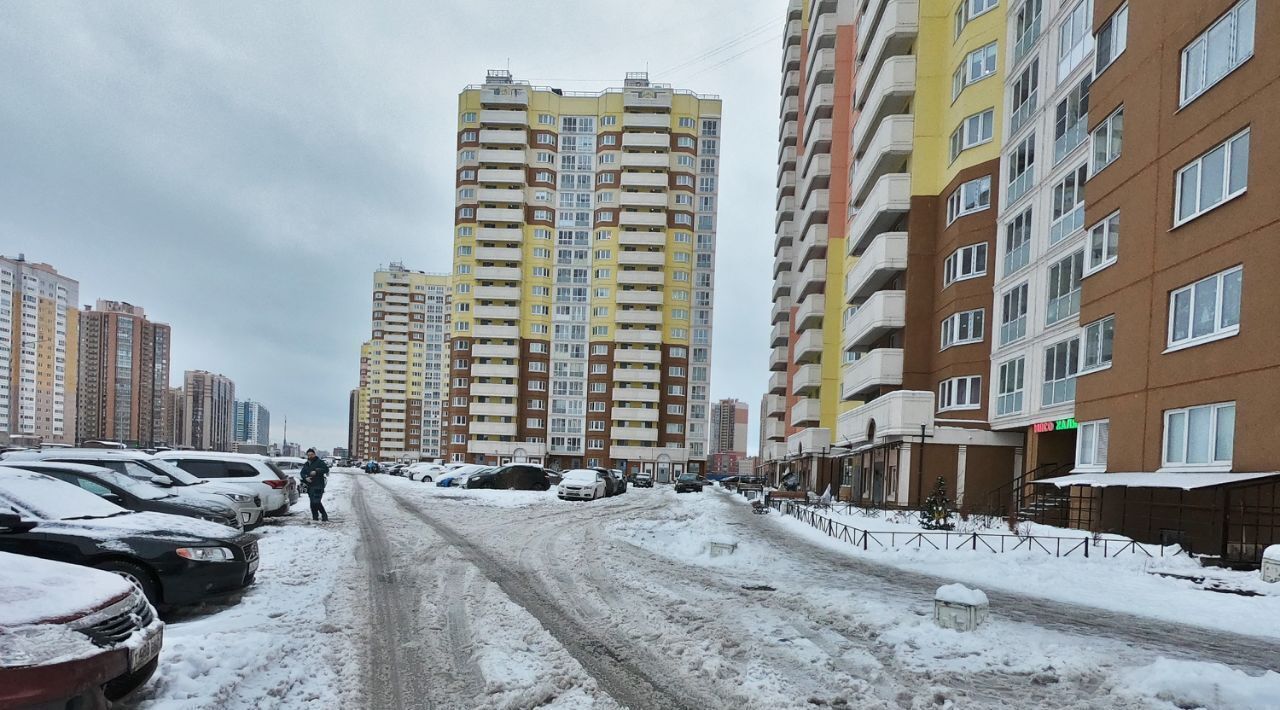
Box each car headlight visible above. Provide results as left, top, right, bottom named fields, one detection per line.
left=176, top=546, right=235, bottom=562
left=219, top=492, right=252, bottom=503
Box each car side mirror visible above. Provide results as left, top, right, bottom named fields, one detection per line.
left=0, top=512, right=37, bottom=533
left=149, top=475, right=173, bottom=487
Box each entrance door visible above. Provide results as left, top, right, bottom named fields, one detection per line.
left=657, top=462, right=671, bottom=484
left=871, top=461, right=885, bottom=505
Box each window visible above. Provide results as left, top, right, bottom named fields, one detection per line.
left=536, top=151, right=554, bottom=163
left=943, top=243, right=988, bottom=286
left=1012, top=0, right=1042, bottom=65
left=1053, top=75, right=1091, bottom=164
left=1046, top=250, right=1084, bottom=325
left=527, top=418, right=544, bottom=429
left=462, top=112, right=476, bottom=122
left=1009, top=58, right=1039, bottom=136
left=1057, top=0, right=1091, bottom=81
left=946, top=175, right=991, bottom=224
left=1095, top=4, right=1128, bottom=74
left=458, top=207, right=475, bottom=219
left=598, top=173, right=616, bottom=185
left=1000, top=283, right=1028, bottom=344
left=1091, top=107, right=1123, bottom=174
left=591, top=325, right=608, bottom=336
left=601, top=135, right=617, bottom=146
left=1181, top=0, right=1255, bottom=106
left=955, top=0, right=998, bottom=37
left=460, top=169, right=475, bottom=180
left=1164, top=401, right=1236, bottom=468
left=594, top=249, right=611, bottom=260
left=938, top=376, right=982, bottom=411
left=950, top=109, right=995, bottom=160
left=535, top=133, right=555, bottom=145
left=1007, top=132, right=1036, bottom=203
left=1081, top=315, right=1115, bottom=373
left=1042, top=338, right=1079, bottom=405
left=996, top=358, right=1025, bottom=415
left=461, top=130, right=477, bottom=142
left=1076, top=420, right=1109, bottom=470
left=955, top=43, right=998, bottom=97
left=1004, top=207, right=1032, bottom=274
left=1050, top=164, right=1088, bottom=243
left=529, top=380, right=547, bottom=392
left=602, top=115, right=617, bottom=126
left=701, top=119, right=718, bottom=136
left=460, top=150, right=476, bottom=161
left=679, top=117, right=695, bottom=128
left=1168, top=266, right=1242, bottom=350
left=1175, top=129, right=1250, bottom=226
left=1086, top=211, right=1120, bottom=274
left=538, top=113, right=554, bottom=125
left=675, top=174, right=694, bottom=187
left=456, top=245, right=472, bottom=256
left=529, top=361, right=548, bottom=373
left=941, top=309, right=985, bottom=349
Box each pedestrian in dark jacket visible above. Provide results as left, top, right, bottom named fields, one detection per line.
left=299, top=448, right=330, bottom=521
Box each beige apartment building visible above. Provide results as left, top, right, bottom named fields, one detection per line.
left=1, top=254, right=79, bottom=446
left=180, top=370, right=236, bottom=451
left=76, top=300, right=171, bottom=447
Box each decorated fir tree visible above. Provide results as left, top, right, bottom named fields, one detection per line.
left=918, top=475, right=955, bottom=531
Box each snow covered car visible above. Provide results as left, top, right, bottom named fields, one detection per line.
left=2, top=461, right=243, bottom=531
left=436, top=464, right=489, bottom=487
left=1, top=449, right=265, bottom=528
left=407, top=463, right=444, bottom=482
left=674, top=473, right=704, bottom=493
left=154, top=451, right=292, bottom=516
left=0, top=552, right=165, bottom=708
left=267, top=456, right=306, bottom=504
left=0, top=467, right=260, bottom=609
left=557, top=469, right=608, bottom=501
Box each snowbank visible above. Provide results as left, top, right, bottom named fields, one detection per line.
left=1115, top=658, right=1280, bottom=709
left=1264, top=544, right=1280, bottom=563
left=934, top=583, right=987, bottom=606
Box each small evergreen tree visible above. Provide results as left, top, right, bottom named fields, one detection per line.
left=918, top=475, right=955, bottom=531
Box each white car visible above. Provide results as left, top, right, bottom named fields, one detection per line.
left=407, top=463, right=444, bottom=482
left=0, top=448, right=265, bottom=528
left=558, top=468, right=607, bottom=501
left=154, top=451, right=292, bottom=516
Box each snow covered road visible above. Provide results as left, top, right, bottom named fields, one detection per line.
left=124, top=471, right=1280, bottom=709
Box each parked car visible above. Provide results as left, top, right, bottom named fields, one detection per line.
left=436, top=464, right=489, bottom=487
left=588, top=467, right=622, bottom=497
left=544, top=469, right=564, bottom=487
left=407, top=463, right=444, bottom=482
left=558, top=469, right=608, bottom=501
left=1, top=449, right=264, bottom=528
left=675, top=473, right=704, bottom=493
left=0, top=468, right=259, bottom=608
left=0, top=552, right=164, bottom=707
left=1, top=461, right=243, bottom=530
left=632, top=471, right=654, bottom=488
left=609, top=469, right=628, bottom=495
left=465, top=464, right=552, bottom=491
left=154, top=451, right=292, bottom=516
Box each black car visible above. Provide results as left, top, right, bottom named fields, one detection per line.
left=0, top=467, right=258, bottom=609
left=632, top=471, right=654, bottom=488
left=589, top=467, right=622, bottom=497
left=675, top=473, right=703, bottom=493
left=465, top=464, right=552, bottom=491
left=3, top=461, right=242, bottom=530
left=609, top=469, right=628, bottom=494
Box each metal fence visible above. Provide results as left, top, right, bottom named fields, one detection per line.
left=763, top=497, right=1188, bottom=560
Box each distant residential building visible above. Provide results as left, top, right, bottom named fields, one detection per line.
left=76, top=300, right=171, bottom=447
left=231, top=442, right=269, bottom=455
left=738, top=456, right=759, bottom=476
left=347, top=388, right=359, bottom=459
left=333, top=446, right=349, bottom=460
left=181, top=370, right=235, bottom=451
left=233, top=400, right=271, bottom=447
left=1, top=254, right=79, bottom=445
left=281, top=442, right=301, bottom=458
left=709, top=398, right=749, bottom=457
left=162, top=387, right=184, bottom=446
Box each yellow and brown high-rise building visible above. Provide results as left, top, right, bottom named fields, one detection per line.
left=446, top=71, right=722, bottom=480
left=76, top=300, right=172, bottom=447
left=1, top=254, right=79, bottom=446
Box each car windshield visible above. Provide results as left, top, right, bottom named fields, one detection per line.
left=142, top=458, right=205, bottom=485
left=0, top=469, right=131, bottom=520
left=679, top=474, right=698, bottom=482
left=564, top=469, right=598, bottom=482
left=72, top=459, right=185, bottom=496
left=79, top=467, right=173, bottom=500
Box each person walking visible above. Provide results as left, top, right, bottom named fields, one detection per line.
left=299, top=448, right=330, bottom=522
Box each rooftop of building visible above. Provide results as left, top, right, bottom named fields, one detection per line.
left=465, top=69, right=720, bottom=101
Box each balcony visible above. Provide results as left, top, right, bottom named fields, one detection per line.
left=473, top=304, right=520, bottom=320
left=799, top=189, right=830, bottom=236
left=794, top=328, right=824, bottom=361
left=836, top=390, right=935, bottom=443
left=612, top=367, right=662, bottom=383
left=764, top=393, right=787, bottom=419
left=784, top=19, right=802, bottom=45
left=479, top=109, right=527, bottom=125
left=477, top=148, right=524, bottom=165
left=791, top=363, right=823, bottom=396
left=614, top=327, right=663, bottom=343
left=618, top=250, right=666, bottom=267
left=770, top=321, right=789, bottom=348
left=804, top=118, right=834, bottom=161
left=476, top=188, right=524, bottom=203
left=479, top=87, right=529, bottom=107
left=469, top=401, right=517, bottom=417
left=854, top=55, right=916, bottom=156
left=777, top=146, right=796, bottom=183
left=805, top=48, right=836, bottom=103
left=619, top=211, right=666, bottom=227
left=476, top=226, right=522, bottom=243
left=477, top=168, right=523, bottom=184
left=470, top=382, right=518, bottom=398
left=847, top=173, right=910, bottom=255
left=470, top=421, right=517, bottom=437
left=614, top=347, right=663, bottom=364
left=773, top=246, right=794, bottom=278
left=777, top=170, right=797, bottom=201
left=472, top=343, right=519, bottom=359
left=778, top=120, right=797, bottom=146
left=474, top=266, right=521, bottom=281
left=769, top=345, right=789, bottom=371
left=623, top=90, right=672, bottom=109
left=858, top=0, right=919, bottom=85
left=842, top=290, right=907, bottom=349
left=845, top=232, right=908, bottom=301
left=841, top=348, right=904, bottom=400
left=620, top=153, right=669, bottom=169
left=775, top=196, right=796, bottom=231
left=796, top=257, right=827, bottom=300
left=771, top=295, right=791, bottom=325
left=621, top=172, right=668, bottom=188
left=622, top=133, right=669, bottom=149
left=772, top=272, right=793, bottom=301
left=479, top=129, right=526, bottom=146
left=804, top=85, right=836, bottom=136
left=615, top=308, right=664, bottom=325
left=616, top=289, right=664, bottom=306
left=473, top=363, right=519, bottom=378
left=797, top=222, right=828, bottom=268
left=617, top=269, right=665, bottom=286
left=475, top=246, right=522, bottom=261
left=800, top=153, right=831, bottom=199
left=851, top=115, right=914, bottom=204
left=622, top=113, right=671, bottom=129
left=612, top=406, right=659, bottom=423
left=795, top=293, right=825, bottom=331
left=765, top=417, right=786, bottom=442
left=781, top=70, right=800, bottom=98
left=781, top=44, right=801, bottom=72
left=476, top=207, right=524, bottom=223
left=612, top=426, right=659, bottom=442
left=768, top=370, right=788, bottom=395
left=473, top=324, right=519, bottom=339
left=775, top=219, right=795, bottom=252
left=791, top=397, right=822, bottom=426
left=473, top=285, right=520, bottom=301
left=620, top=191, right=667, bottom=208
left=779, top=94, right=799, bottom=122
left=620, top=231, right=666, bottom=247
left=613, top=387, right=661, bottom=403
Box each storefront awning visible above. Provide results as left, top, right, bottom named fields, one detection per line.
left=1034, top=471, right=1280, bottom=491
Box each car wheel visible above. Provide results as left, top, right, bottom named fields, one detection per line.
left=95, top=559, right=162, bottom=608
left=422, top=476, right=433, bottom=483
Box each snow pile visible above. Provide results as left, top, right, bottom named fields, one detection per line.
left=934, top=583, right=987, bottom=606
left=1115, top=658, right=1280, bottom=709
left=1264, top=544, right=1280, bottom=563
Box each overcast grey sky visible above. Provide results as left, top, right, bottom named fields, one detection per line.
left=1, top=0, right=780, bottom=452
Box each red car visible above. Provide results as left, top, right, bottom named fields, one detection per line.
left=0, top=549, right=164, bottom=708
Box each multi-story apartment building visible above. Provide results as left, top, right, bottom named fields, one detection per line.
left=181, top=370, right=235, bottom=451
left=0, top=254, right=79, bottom=446
left=710, top=398, right=749, bottom=457
left=347, top=388, right=359, bottom=459
left=354, top=264, right=449, bottom=462
left=233, top=399, right=271, bottom=447
left=162, top=386, right=184, bottom=447
left=445, top=71, right=722, bottom=482
left=76, top=300, right=171, bottom=447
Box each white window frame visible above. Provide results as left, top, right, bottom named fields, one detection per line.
left=1161, top=402, right=1235, bottom=470
left=1090, top=107, right=1124, bottom=175
left=1041, top=337, right=1079, bottom=406
left=1180, top=0, right=1256, bottom=107
left=1085, top=211, right=1120, bottom=274
left=1057, top=0, right=1092, bottom=82
left=1174, top=128, right=1250, bottom=227
left=1009, top=58, right=1040, bottom=136
left=938, top=375, right=983, bottom=412
left=943, top=243, right=988, bottom=287
left=996, top=358, right=1025, bottom=416
left=999, top=282, right=1028, bottom=345
left=1049, top=164, right=1088, bottom=244
left=1094, top=4, right=1128, bottom=75
left=940, top=309, right=985, bottom=350
left=957, top=42, right=999, bottom=96
left=950, top=109, right=995, bottom=161
left=946, top=175, right=992, bottom=224
left=1079, top=315, right=1115, bottom=373
left=1004, top=207, right=1032, bottom=275
left=1006, top=132, right=1036, bottom=203
left=1074, top=420, right=1109, bottom=471
left=1046, top=250, right=1084, bottom=325
left=1166, top=266, right=1243, bottom=352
